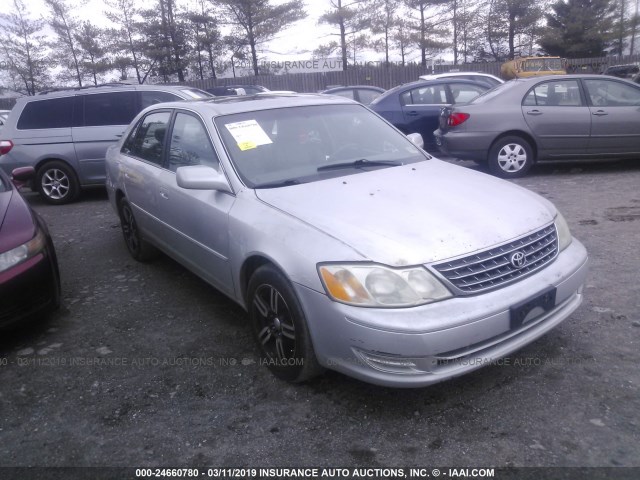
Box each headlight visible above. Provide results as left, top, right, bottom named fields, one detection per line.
left=555, top=211, right=572, bottom=251
left=0, top=228, right=47, bottom=273
left=318, top=263, right=451, bottom=307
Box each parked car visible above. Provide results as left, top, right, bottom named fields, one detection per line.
left=0, top=84, right=211, bottom=204
left=321, top=85, right=386, bottom=104
left=207, top=85, right=269, bottom=96
left=370, top=79, right=490, bottom=150
left=419, top=72, right=504, bottom=88
left=602, top=64, right=639, bottom=79
left=435, top=74, right=640, bottom=178
left=0, top=167, right=60, bottom=330
left=106, top=94, right=588, bottom=387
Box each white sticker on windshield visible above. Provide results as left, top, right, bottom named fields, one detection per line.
left=225, top=119, right=273, bottom=151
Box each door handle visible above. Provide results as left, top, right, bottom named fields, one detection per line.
left=526, top=110, right=543, bottom=116
left=406, top=111, right=419, bottom=116
left=592, top=110, right=608, bottom=116
left=160, top=191, right=169, bottom=200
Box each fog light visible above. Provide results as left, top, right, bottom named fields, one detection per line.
left=353, top=348, right=424, bottom=375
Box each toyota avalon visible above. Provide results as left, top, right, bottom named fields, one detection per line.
left=105, top=94, right=588, bottom=387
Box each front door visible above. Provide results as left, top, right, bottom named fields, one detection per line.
left=521, top=79, right=591, bottom=157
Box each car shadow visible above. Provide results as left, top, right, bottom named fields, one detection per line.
left=442, top=156, right=640, bottom=177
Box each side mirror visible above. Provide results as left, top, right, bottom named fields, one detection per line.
left=406, top=132, right=424, bottom=149
left=176, top=165, right=232, bottom=193
left=11, top=166, right=35, bottom=189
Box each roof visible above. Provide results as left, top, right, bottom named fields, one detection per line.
left=146, top=93, right=358, bottom=117
left=30, top=83, right=207, bottom=98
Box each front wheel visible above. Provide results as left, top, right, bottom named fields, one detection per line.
left=247, top=265, right=323, bottom=383
left=488, top=136, right=534, bottom=178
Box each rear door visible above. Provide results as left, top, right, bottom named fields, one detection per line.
left=400, top=84, right=449, bottom=148
left=583, top=78, right=640, bottom=155
left=72, top=91, right=137, bottom=184
left=521, top=79, right=591, bottom=157
left=119, top=109, right=173, bottom=241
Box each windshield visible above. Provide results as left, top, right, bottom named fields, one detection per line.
left=522, top=58, right=564, bottom=72
left=215, top=104, right=428, bottom=188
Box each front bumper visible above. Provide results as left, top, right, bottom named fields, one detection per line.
left=0, top=244, right=60, bottom=329
left=296, top=238, right=588, bottom=387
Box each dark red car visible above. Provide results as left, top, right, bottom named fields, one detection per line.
left=0, top=167, right=60, bottom=329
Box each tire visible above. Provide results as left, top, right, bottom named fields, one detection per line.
left=488, top=136, right=534, bottom=178
left=118, top=197, right=159, bottom=262
left=247, top=265, right=323, bottom=383
left=36, top=161, right=80, bottom=204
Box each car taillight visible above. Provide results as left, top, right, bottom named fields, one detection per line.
left=0, top=140, right=13, bottom=155
left=448, top=113, right=470, bottom=127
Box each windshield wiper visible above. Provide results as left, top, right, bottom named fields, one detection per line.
left=317, top=158, right=401, bottom=172
left=254, top=178, right=302, bottom=189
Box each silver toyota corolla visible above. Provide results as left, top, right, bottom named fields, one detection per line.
left=105, top=94, right=588, bottom=387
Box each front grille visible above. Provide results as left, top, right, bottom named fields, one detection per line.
left=432, top=224, right=558, bottom=295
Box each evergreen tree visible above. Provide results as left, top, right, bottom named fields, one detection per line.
left=317, top=0, right=370, bottom=71
left=104, top=0, right=147, bottom=83
left=539, top=0, right=616, bottom=57
left=44, top=0, right=86, bottom=87
left=0, top=0, right=50, bottom=95
left=404, top=0, right=450, bottom=67
left=370, top=0, right=400, bottom=67
left=75, top=22, right=110, bottom=85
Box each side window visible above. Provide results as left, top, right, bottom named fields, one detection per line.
left=121, top=111, right=171, bottom=165
left=523, top=81, right=582, bottom=107
left=584, top=79, right=640, bottom=106
left=403, top=85, right=448, bottom=105
left=168, top=113, right=220, bottom=172
left=17, top=97, right=74, bottom=130
left=83, top=92, right=137, bottom=127
left=140, top=91, right=182, bottom=109
left=448, top=83, right=486, bottom=103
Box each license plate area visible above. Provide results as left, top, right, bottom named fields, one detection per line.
left=510, top=287, right=557, bottom=330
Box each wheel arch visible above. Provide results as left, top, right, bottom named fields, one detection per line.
left=489, top=130, right=538, bottom=163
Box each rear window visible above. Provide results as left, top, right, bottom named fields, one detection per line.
left=469, top=81, right=517, bottom=104
left=17, top=97, right=74, bottom=130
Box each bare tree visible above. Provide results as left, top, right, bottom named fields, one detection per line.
left=219, top=0, right=306, bottom=76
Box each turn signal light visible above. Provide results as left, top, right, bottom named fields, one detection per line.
left=448, top=113, right=470, bottom=127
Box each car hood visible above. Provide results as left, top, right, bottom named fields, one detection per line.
left=0, top=189, right=36, bottom=254
left=254, top=160, right=556, bottom=266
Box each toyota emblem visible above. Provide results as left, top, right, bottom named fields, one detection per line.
left=510, top=251, right=526, bottom=269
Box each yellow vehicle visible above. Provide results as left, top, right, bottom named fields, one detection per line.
left=501, top=56, right=566, bottom=79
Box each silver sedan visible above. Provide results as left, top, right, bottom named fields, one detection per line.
left=435, top=74, right=640, bottom=178
left=105, top=94, right=588, bottom=387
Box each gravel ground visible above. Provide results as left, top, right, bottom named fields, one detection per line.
left=1, top=158, right=639, bottom=472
